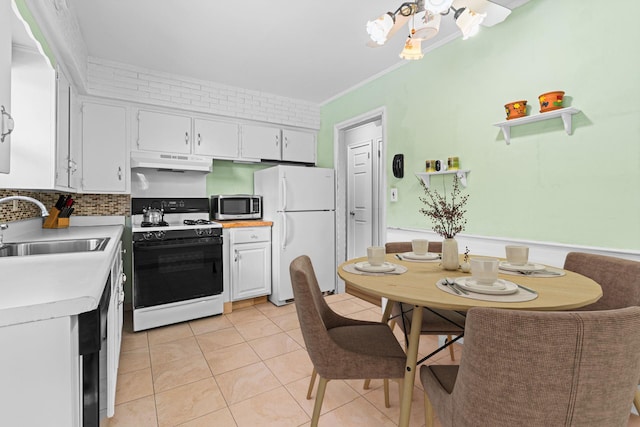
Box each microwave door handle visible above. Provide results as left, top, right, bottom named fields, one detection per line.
left=280, top=211, right=287, bottom=250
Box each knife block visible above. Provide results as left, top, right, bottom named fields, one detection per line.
left=42, top=207, right=69, bottom=229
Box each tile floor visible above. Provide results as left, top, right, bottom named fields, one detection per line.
left=103, top=292, right=640, bottom=427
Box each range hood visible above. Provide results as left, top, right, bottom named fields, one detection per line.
left=130, top=151, right=212, bottom=173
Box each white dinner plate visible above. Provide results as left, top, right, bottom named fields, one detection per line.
left=354, top=261, right=396, bottom=273
left=454, top=277, right=519, bottom=295
left=499, top=261, right=546, bottom=272
left=401, top=252, right=440, bottom=260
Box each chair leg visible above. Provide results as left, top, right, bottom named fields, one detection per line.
left=311, top=377, right=329, bottom=427
left=424, top=391, right=435, bottom=427
left=634, top=389, right=640, bottom=413
left=383, top=379, right=390, bottom=408
left=307, top=368, right=317, bottom=400
left=447, top=334, right=455, bottom=361
left=395, top=378, right=404, bottom=407
left=363, top=379, right=371, bottom=390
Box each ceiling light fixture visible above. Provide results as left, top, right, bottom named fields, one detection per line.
left=367, top=0, right=498, bottom=60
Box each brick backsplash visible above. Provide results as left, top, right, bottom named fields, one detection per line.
left=0, top=190, right=130, bottom=223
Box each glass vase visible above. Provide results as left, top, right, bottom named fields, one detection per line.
left=442, top=238, right=459, bottom=271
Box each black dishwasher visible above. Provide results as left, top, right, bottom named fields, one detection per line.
left=78, top=275, right=111, bottom=427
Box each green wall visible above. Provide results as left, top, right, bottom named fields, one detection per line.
left=206, top=160, right=272, bottom=195
left=319, top=0, right=640, bottom=251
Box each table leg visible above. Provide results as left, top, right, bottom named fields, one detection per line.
left=399, top=304, right=422, bottom=427
left=381, top=298, right=394, bottom=324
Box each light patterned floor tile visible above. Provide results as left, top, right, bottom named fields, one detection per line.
left=104, top=395, right=158, bottom=427
left=188, top=314, right=233, bottom=336
left=149, top=336, right=202, bottom=366
left=286, top=328, right=306, bottom=349
left=147, top=322, right=194, bottom=346
left=178, top=407, right=237, bottom=427
left=118, top=347, right=151, bottom=374
left=229, top=386, right=309, bottom=427
left=269, top=312, right=300, bottom=331
left=248, top=331, right=302, bottom=360
left=286, top=376, right=360, bottom=416
left=315, top=396, right=396, bottom=426
left=215, top=362, right=282, bottom=404
left=115, top=368, right=154, bottom=405
left=226, top=306, right=269, bottom=325
left=204, top=341, right=261, bottom=375
left=363, top=383, right=426, bottom=427
left=254, top=301, right=297, bottom=318
left=195, top=327, right=245, bottom=353
left=151, top=353, right=212, bottom=393
left=263, top=348, right=313, bottom=385
left=330, top=299, right=374, bottom=316
left=154, top=378, right=226, bottom=427
left=233, top=317, right=282, bottom=341
left=120, top=330, right=149, bottom=352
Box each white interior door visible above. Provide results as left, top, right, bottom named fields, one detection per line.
left=347, top=139, right=372, bottom=259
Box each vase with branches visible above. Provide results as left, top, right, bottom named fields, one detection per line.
left=418, top=175, right=469, bottom=270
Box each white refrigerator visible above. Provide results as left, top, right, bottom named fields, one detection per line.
left=254, top=165, right=336, bottom=306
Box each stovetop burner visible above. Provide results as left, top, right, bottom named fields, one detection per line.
left=183, top=219, right=214, bottom=225
left=141, top=221, right=169, bottom=228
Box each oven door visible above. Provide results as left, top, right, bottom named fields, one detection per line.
left=133, top=237, right=223, bottom=308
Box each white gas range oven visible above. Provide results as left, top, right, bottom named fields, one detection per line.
left=131, top=197, right=223, bottom=331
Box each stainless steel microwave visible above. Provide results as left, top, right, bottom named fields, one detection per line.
left=210, top=195, right=262, bottom=220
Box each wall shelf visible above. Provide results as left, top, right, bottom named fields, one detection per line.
left=493, top=107, right=580, bottom=145
left=415, top=170, right=470, bottom=189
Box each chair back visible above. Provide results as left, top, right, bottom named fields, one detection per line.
left=385, top=241, right=442, bottom=253
left=564, top=252, right=640, bottom=310
left=448, top=306, right=640, bottom=426
left=289, top=255, right=350, bottom=377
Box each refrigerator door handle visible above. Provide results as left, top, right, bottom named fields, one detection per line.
left=281, top=175, right=287, bottom=211
left=280, top=211, right=287, bottom=250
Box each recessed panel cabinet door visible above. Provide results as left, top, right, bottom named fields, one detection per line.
left=241, top=124, right=281, bottom=161
left=282, top=129, right=316, bottom=164
left=0, top=1, right=12, bottom=174
left=82, top=102, right=127, bottom=192
left=137, top=110, right=191, bottom=154
left=193, top=118, right=239, bottom=159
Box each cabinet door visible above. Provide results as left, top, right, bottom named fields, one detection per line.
left=231, top=232, right=271, bottom=301
left=241, top=124, right=281, bottom=161
left=55, top=70, right=71, bottom=188
left=82, top=102, right=127, bottom=192
left=0, top=0, right=11, bottom=174
left=137, top=110, right=191, bottom=154
left=193, top=118, right=239, bottom=159
left=282, top=129, right=316, bottom=164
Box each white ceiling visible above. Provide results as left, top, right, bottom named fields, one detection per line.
left=65, top=0, right=529, bottom=104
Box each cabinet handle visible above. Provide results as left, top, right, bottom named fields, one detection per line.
left=275, top=134, right=279, bottom=147
left=118, top=166, right=123, bottom=180
left=121, top=273, right=127, bottom=283
left=284, top=136, right=288, bottom=148
left=234, top=249, right=238, bottom=262
left=68, top=159, right=78, bottom=173
left=0, top=105, right=15, bottom=143
left=197, top=133, right=201, bottom=146
left=185, top=132, right=189, bottom=144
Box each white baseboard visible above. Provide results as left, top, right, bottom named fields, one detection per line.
left=386, top=227, right=640, bottom=268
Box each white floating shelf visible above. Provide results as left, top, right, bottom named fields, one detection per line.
left=415, top=170, right=470, bottom=189
left=493, top=107, right=581, bottom=145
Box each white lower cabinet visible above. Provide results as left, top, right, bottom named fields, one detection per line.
left=230, top=227, right=272, bottom=301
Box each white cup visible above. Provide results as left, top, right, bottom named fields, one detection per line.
left=367, top=246, right=386, bottom=266
left=411, top=239, right=429, bottom=255
left=505, top=245, right=529, bottom=266
left=471, top=258, right=499, bottom=285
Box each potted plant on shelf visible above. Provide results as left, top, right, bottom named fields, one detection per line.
left=418, top=175, right=469, bottom=270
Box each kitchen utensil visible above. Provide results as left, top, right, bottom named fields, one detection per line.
left=446, top=277, right=468, bottom=295
left=55, top=195, right=65, bottom=210
left=516, top=283, right=537, bottom=294
left=441, top=278, right=461, bottom=295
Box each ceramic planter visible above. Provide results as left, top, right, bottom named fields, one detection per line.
left=538, top=91, right=565, bottom=113
left=504, top=100, right=527, bottom=120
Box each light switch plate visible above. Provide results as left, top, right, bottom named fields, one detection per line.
left=390, top=188, right=398, bottom=202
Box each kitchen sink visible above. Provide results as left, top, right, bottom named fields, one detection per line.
left=0, top=237, right=110, bottom=257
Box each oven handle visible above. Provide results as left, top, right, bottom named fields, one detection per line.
left=133, top=238, right=220, bottom=250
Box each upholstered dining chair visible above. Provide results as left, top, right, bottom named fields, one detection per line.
left=563, top=252, right=640, bottom=413
left=420, top=306, right=640, bottom=427
left=385, top=241, right=465, bottom=361
left=289, top=255, right=406, bottom=427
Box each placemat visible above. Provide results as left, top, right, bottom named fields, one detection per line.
left=342, top=263, right=408, bottom=276
left=499, top=266, right=566, bottom=278
left=436, top=279, right=538, bottom=302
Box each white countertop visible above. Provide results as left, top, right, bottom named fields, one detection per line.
left=0, top=224, right=124, bottom=327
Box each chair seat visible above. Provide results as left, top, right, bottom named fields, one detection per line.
left=393, top=303, right=465, bottom=334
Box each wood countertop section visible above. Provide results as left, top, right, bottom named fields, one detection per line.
left=216, top=220, right=273, bottom=228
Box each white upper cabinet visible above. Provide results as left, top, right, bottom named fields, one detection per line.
left=282, top=129, right=316, bottom=164
left=81, top=101, right=128, bottom=193
left=136, top=110, right=191, bottom=154
left=55, top=70, right=78, bottom=190
left=193, top=118, right=239, bottom=159
left=241, top=124, right=281, bottom=161
left=0, top=1, right=12, bottom=174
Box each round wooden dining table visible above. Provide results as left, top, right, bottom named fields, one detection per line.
left=337, top=254, right=602, bottom=427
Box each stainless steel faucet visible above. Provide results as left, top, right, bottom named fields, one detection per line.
left=0, top=196, right=50, bottom=245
